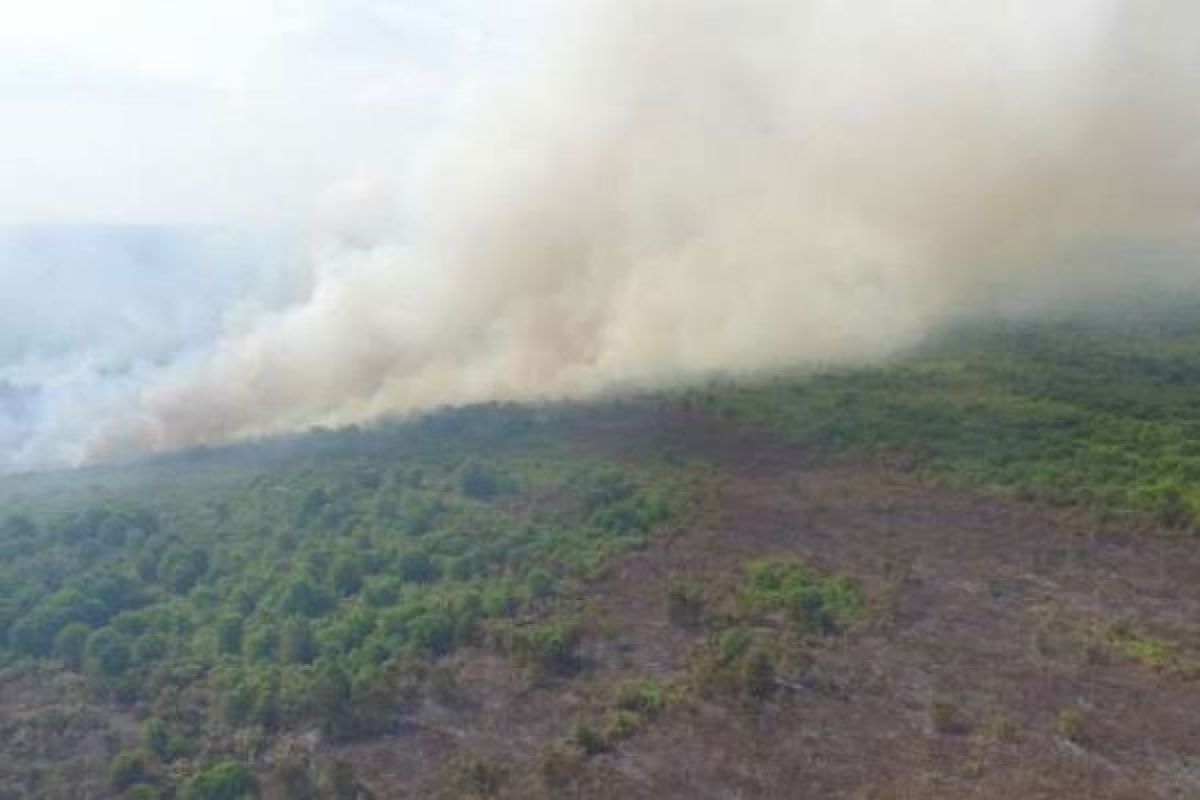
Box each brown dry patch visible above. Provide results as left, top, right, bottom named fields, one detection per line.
left=336, top=411, right=1200, bottom=799
left=0, top=664, right=140, bottom=799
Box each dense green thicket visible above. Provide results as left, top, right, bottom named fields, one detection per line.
left=692, top=316, right=1200, bottom=526
left=0, top=405, right=688, bottom=796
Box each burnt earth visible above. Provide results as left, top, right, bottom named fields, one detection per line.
left=332, top=411, right=1200, bottom=799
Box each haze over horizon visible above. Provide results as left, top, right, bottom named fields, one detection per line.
left=3, top=1, right=1199, bottom=470
left=0, top=0, right=552, bottom=467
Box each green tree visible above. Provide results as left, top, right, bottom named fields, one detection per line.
left=525, top=569, right=554, bottom=600
left=179, top=760, right=258, bottom=800
left=216, top=615, right=244, bottom=656
left=458, top=460, right=501, bottom=499
left=109, top=750, right=154, bottom=793
left=141, top=718, right=172, bottom=761
left=330, top=554, right=363, bottom=596
left=408, top=611, right=453, bottom=655
left=278, top=577, right=333, bottom=618
left=245, top=625, right=278, bottom=663
left=222, top=681, right=254, bottom=727
left=161, top=548, right=209, bottom=594
left=54, top=622, right=92, bottom=671
left=132, top=632, right=168, bottom=666
left=251, top=674, right=282, bottom=729
left=280, top=618, right=318, bottom=665
left=123, top=784, right=161, bottom=800
left=311, top=660, right=354, bottom=738
left=397, top=551, right=436, bottom=584
left=84, top=628, right=131, bottom=678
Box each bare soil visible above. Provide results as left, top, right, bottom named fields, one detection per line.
left=333, top=410, right=1200, bottom=799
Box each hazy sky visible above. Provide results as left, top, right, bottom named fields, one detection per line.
left=0, top=0, right=550, bottom=467
left=2, top=1, right=1197, bottom=470
left=0, top=0, right=548, bottom=225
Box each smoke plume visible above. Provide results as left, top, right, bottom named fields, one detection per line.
left=89, top=0, right=1200, bottom=460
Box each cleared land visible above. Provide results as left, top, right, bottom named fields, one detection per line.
left=335, top=413, right=1200, bottom=798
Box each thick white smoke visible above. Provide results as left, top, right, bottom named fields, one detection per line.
left=89, top=0, right=1200, bottom=460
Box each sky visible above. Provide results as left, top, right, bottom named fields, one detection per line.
left=1, top=1, right=1197, bottom=471
left=0, top=0, right=554, bottom=467
left=0, top=0, right=549, bottom=226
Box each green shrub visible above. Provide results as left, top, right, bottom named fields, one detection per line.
left=53, top=622, right=91, bottom=671
left=603, top=710, right=641, bottom=743
left=84, top=628, right=131, bottom=678
left=481, top=586, right=518, bottom=618
left=666, top=578, right=706, bottom=629
left=216, top=615, right=243, bottom=656
left=397, top=551, right=437, bottom=584
left=141, top=719, right=171, bottom=761
left=1056, top=708, right=1086, bottom=743
left=510, top=622, right=581, bottom=680
left=525, top=569, right=555, bottom=600
left=245, top=626, right=278, bottom=662
left=571, top=718, right=607, bottom=756
left=613, top=678, right=666, bottom=716
left=277, top=577, right=333, bottom=618
left=741, top=649, right=777, bottom=701
left=330, top=554, right=363, bottom=596
left=109, top=750, right=154, bottom=793
left=132, top=632, right=168, bottom=665
left=980, top=706, right=1017, bottom=742
left=458, top=460, right=502, bottom=500
left=179, top=760, right=258, bottom=800
left=280, top=618, right=318, bottom=665
left=408, top=611, right=454, bottom=655
left=741, top=560, right=861, bottom=633
left=222, top=681, right=255, bottom=727
left=717, top=627, right=751, bottom=665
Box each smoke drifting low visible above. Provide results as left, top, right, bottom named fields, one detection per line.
left=91, top=0, right=1200, bottom=460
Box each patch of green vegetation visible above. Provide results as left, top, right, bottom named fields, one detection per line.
left=0, top=405, right=694, bottom=795
left=980, top=706, right=1018, bottom=742
left=612, top=677, right=667, bottom=716
left=1111, top=634, right=1178, bottom=670
left=109, top=750, right=155, bottom=794
left=689, top=316, right=1200, bottom=527
left=447, top=756, right=508, bottom=799
left=689, top=559, right=861, bottom=704
left=739, top=559, right=863, bottom=634
left=501, top=620, right=583, bottom=682
left=570, top=717, right=608, bottom=756
left=1055, top=708, right=1087, bottom=744
left=178, top=760, right=258, bottom=800
left=548, top=675, right=676, bottom=767
left=1097, top=619, right=1189, bottom=673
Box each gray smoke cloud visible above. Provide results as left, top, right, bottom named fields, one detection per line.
left=87, top=0, right=1200, bottom=460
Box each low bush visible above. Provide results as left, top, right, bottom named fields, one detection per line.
left=179, top=761, right=258, bottom=800
left=109, top=750, right=154, bottom=794
left=666, top=578, right=707, bottom=629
